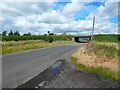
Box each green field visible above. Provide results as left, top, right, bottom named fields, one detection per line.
left=1, top=35, right=73, bottom=41
left=93, top=34, right=120, bottom=43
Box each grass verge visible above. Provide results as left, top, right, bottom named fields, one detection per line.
left=55, top=41, right=76, bottom=45
left=1, top=40, right=76, bottom=55
left=71, top=57, right=119, bottom=83
left=1, top=40, right=56, bottom=55
left=90, top=41, right=118, bottom=59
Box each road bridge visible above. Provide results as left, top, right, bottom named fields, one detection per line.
left=73, top=35, right=92, bottom=43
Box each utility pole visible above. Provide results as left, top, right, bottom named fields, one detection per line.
left=92, top=16, right=95, bottom=40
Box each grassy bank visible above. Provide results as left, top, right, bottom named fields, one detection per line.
left=71, top=57, right=119, bottom=82
left=90, top=41, right=118, bottom=59
left=1, top=40, right=56, bottom=55
left=92, top=34, right=119, bottom=59
left=71, top=34, right=119, bottom=83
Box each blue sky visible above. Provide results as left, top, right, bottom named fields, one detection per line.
left=1, top=0, right=119, bottom=35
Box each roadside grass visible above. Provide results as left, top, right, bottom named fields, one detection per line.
left=71, top=57, right=119, bottom=83
left=1, top=40, right=56, bottom=55
left=91, top=34, right=119, bottom=59
left=55, top=41, right=76, bottom=45
left=89, top=41, right=119, bottom=59
left=71, top=34, right=119, bottom=83
left=60, top=41, right=76, bottom=44
left=1, top=40, right=76, bottom=55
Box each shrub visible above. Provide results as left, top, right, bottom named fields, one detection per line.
left=45, top=37, right=53, bottom=43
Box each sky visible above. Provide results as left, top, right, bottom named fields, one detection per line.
left=0, top=0, right=119, bottom=35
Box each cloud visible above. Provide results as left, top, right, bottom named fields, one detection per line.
left=85, top=1, right=118, bottom=34
left=98, top=2, right=118, bottom=17
left=1, top=1, right=118, bottom=35
left=37, top=10, right=72, bottom=24
left=62, top=2, right=83, bottom=17
left=2, top=2, right=54, bottom=17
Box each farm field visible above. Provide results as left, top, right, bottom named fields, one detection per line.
left=1, top=35, right=72, bottom=41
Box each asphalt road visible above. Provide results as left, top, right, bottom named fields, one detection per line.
left=2, top=44, right=82, bottom=88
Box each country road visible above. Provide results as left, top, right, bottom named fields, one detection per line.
left=2, top=44, right=83, bottom=88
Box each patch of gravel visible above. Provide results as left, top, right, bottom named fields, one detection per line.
left=44, top=59, right=118, bottom=88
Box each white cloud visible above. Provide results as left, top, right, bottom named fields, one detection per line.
left=37, top=10, right=72, bottom=24
left=98, top=2, right=118, bottom=17
left=86, top=1, right=118, bottom=34
left=1, top=1, right=118, bottom=35
left=62, top=2, right=83, bottom=17
left=2, top=2, right=54, bottom=17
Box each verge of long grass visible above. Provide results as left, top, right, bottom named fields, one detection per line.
left=90, top=41, right=118, bottom=59
left=71, top=57, right=119, bottom=83
left=2, top=40, right=56, bottom=55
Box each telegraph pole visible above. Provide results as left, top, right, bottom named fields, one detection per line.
left=92, top=16, right=95, bottom=40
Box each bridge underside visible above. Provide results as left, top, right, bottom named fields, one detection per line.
left=74, top=36, right=92, bottom=43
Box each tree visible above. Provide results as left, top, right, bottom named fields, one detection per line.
left=14, top=31, right=20, bottom=36
left=2, top=31, right=7, bottom=36
left=23, top=32, right=31, bottom=36
left=49, top=33, right=54, bottom=35
left=48, top=31, right=50, bottom=35
left=8, top=30, right=14, bottom=36
left=44, top=34, right=47, bottom=36
left=28, top=32, right=31, bottom=36
left=62, top=33, right=66, bottom=35
left=45, top=37, right=53, bottom=43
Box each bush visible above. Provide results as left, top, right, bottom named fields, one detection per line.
left=45, top=37, right=53, bottom=43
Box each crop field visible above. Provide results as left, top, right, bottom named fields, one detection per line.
left=93, top=34, right=120, bottom=43
left=1, top=35, right=73, bottom=41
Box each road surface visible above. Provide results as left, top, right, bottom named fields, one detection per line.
left=2, top=44, right=82, bottom=88
left=45, top=59, right=118, bottom=88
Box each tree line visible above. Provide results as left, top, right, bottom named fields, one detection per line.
left=2, top=30, right=31, bottom=36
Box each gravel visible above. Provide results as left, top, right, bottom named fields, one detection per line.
left=44, top=59, right=118, bottom=88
